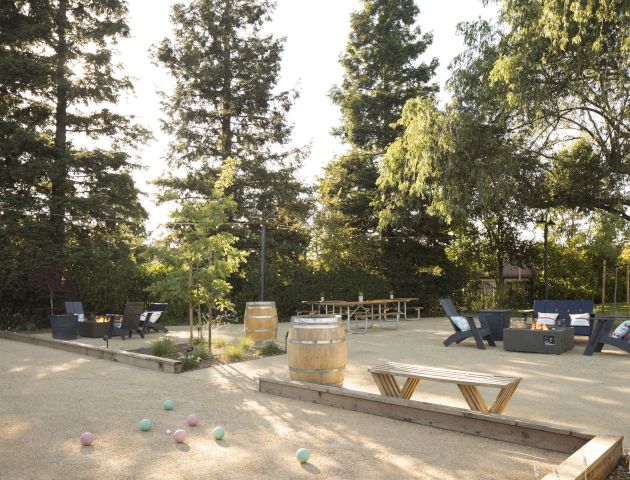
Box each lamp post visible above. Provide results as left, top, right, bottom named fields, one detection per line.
left=252, top=209, right=275, bottom=302
left=538, top=213, right=555, bottom=301
left=259, top=217, right=267, bottom=301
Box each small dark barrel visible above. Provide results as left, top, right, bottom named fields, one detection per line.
left=287, top=315, right=347, bottom=387
left=50, top=314, right=78, bottom=340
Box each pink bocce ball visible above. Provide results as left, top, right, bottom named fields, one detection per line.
left=187, top=414, right=199, bottom=427
left=173, top=429, right=187, bottom=443
left=80, top=432, right=94, bottom=446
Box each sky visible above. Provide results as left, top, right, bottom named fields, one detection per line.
left=117, top=0, right=499, bottom=231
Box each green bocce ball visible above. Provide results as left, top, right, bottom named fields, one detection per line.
left=296, top=448, right=309, bottom=463
left=212, top=426, right=225, bottom=440
left=163, top=399, right=174, bottom=410
left=139, top=418, right=152, bottom=432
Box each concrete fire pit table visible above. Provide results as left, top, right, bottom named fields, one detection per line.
left=503, top=327, right=575, bottom=354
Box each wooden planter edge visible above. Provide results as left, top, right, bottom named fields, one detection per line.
left=258, top=377, right=623, bottom=480
left=0, top=331, right=183, bottom=374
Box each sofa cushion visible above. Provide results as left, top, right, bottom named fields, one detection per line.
left=569, top=313, right=591, bottom=327
left=536, top=312, right=559, bottom=326
left=611, top=321, right=630, bottom=339
left=451, top=315, right=471, bottom=332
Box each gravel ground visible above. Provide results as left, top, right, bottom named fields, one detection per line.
left=2, top=317, right=628, bottom=479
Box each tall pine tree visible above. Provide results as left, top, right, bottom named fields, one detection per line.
left=0, top=1, right=148, bottom=320
left=155, top=0, right=310, bottom=313
left=317, top=0, right=454, bottom=301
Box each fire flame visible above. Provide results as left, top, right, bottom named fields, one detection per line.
left=531, top=322, right=549, bottom=331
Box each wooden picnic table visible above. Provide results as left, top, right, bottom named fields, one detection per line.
left=300, top=298, right=419, bottom=334
left=368, top=362, right=521, bottom=414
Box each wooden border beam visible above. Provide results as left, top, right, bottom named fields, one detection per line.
left=259, top=377, right=591, bottom=454
left=0, top=331, right=183, bottom=373
left=542, top=435, right=623, bottom=480
left=259, top=378, right=623, bottom=479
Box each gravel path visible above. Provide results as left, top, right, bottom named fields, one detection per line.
left=2, top=317, right=628, bottom=479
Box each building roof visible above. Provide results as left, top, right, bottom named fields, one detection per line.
left=480, top=263, right=532, bottom=280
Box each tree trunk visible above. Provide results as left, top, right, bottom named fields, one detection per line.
left=188, top=267, right=194, bottom=345
left=496, top=256, right=505, bottom=307
left=197, top=298, right=202, bottom=341
left=188, top=300, right=194, bottom=346
left=207, top=303, right=213, bottom=352
left=207, top=251, right=214, bottom=350
left=220, top=0, right=232, bottom=161
left=51, top=0, right=69, bottom=251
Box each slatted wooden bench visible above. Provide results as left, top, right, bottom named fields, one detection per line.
left=368, top=362, right=521, bottom=414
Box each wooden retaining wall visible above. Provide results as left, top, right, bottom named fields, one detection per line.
left=259, top=377, right=623, bottom=479
left=0, top=331, right=183, bottom=373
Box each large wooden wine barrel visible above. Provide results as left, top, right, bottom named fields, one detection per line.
left=287, top=315, right=347, bottom=387
left=244, top=301, right=278, bottom=342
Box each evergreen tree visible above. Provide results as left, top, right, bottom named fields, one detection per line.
left=378, top=18, right=537, bottom=303
left=155, top=0, right=310, bottom=311
left=0, top=1, right=148, bottom=320
left=317, top=0, right=453, bottom=301
left=330, top=0, right=438, bottom=153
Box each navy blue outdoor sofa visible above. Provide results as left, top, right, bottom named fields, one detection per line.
left=521, top=300, right=594, bottom=337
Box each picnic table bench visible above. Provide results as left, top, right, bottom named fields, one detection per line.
left=368, top=362, right=521, bottom=414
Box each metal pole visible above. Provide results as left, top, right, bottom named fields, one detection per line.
left=259, top=218, right=266, bottom=301
left=543, top=220, right=549, bottom=301
left=601, top=259, right=606, bottom=315
left=613, top=256, right=619, bottom=314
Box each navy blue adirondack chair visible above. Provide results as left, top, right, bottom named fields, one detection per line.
left=65, top=301, right=90, bottom=321
left=524, top=300, right=594, bottom=337
left=109, top=301, right=145, bottom=339
left=584, top=317, right=630, bottom=356
left=140, top=303, right=169, bottom=333
left=439, top=298, right=496, bottom=350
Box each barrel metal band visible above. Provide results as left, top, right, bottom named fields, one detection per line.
left=291, top=316, right=341, bottom=324
left=291, top=325, right=340, bottom=330
left=246, top=315, right=277, bottom=319
left=289, top=338, right=345, bottom=345
left=246, top=328, right=276, bottom=333
left=289, top=366, right=345, bottom=374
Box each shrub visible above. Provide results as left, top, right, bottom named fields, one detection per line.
left=181, top=354, right=201, bottom=371
left=215, top=310, right=239, bottom=325
left=238, top=336, right=255, bottom=351
left=150, top=337, right=175, bottom=357
left=212, top=337, right=228, bottom=348
left=260, top=341, right=283, bottom=356
left=192, top=343, right=211, bottom=360
left=223, top=345, right=245, bottom=362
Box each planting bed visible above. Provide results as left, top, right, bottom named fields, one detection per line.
left=131, top=340, right=285, bottom=371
